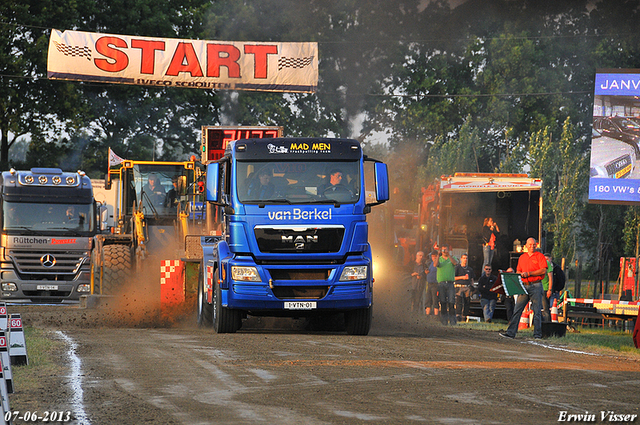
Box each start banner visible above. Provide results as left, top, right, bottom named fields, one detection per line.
left=47, top=29, right=318, bottom=93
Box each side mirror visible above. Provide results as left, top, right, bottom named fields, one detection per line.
left=374, top=162, right=389, bottom=202
left=206, top=163, right=220, bottom=203
left=98, top=203, right=109, bottom=231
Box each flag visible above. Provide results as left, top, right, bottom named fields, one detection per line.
left=108, top=148, right=126, bottom=167
left=499, top=271, right=528, bottom=296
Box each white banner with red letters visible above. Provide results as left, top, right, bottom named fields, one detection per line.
left=47, top=29, right=318, bottom=93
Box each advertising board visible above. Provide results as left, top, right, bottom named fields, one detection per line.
left=589, top=69, right=640, bottom=204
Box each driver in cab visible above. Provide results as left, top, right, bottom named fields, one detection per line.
left=320, top=169, right=354, bottom=197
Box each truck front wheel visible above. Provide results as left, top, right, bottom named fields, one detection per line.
left=212, top=281, right=241, bottom=333
left=196, top=265, right=212, bottom=327
left=344, top=306, right=372, bottom=335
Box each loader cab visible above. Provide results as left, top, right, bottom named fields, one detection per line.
left=106, top=160, right=203, bottom=233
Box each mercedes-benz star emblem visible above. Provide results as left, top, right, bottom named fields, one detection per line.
left=40, top=254, right=56, bottom=268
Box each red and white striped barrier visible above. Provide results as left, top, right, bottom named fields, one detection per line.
left=566, top=298, right=639, bottom=316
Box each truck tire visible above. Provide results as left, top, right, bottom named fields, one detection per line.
left=344, top=306, right=372, bottom=335
left=212, top=280, right=241, bottom=333
left=197, top=265, right=212, bottom=327
left=101, top=244, right=132, bottom=294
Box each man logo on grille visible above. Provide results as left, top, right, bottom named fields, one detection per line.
left=41, top=254, right=56, bottom=268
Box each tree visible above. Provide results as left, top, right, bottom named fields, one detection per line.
left=0, top=0, right=89, bottom=168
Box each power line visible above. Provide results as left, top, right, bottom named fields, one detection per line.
left=0, top=19, right=636, bottom=45
left=0, top=73, right=592, bottom=97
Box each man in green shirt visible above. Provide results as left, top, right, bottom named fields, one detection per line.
left=435, top=245, right=458, bottom=325
left=541, top=251, right=554, bottom=322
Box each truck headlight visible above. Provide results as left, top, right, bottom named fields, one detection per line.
left=231, top=266, right=261, bottom=282
left=1, top=283, right=17, bottom=291
left=77, top=284, right=91, bottom=293
left=339, top=266, right=368, bottom=281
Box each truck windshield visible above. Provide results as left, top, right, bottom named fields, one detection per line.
left=237, top=161, right=360, bottom=204
left=2, top=202, right=94, bottom=234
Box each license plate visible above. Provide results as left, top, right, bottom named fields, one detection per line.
left=284, top=301, right=316, bottom=310
left=37, top=285, right=59, bottom=291
left=615, top=163, right=632, bottom=178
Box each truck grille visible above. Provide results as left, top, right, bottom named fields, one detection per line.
left=272, top=286, right=329, bottom=300
left=9, top=250, right=88, bottom=280
left=255, top=226, right=344, bottom=253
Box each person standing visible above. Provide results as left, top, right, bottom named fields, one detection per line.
left=410, top=251, right=426, bottom=313
left=500, top=238, right=547, bottom=339
left=454, top=253, right=475, bottom=321
left=477, top=264, right=498, bottom=322
left=541, top=252, right=554, bottom=322
left=435, top=245, right=458, bottom=325
left=425, top=251, right=439, bottom=317
left=482, top=217, right=500, bottom=267
left=621, top=261, right=635, bottom=301
left=549, top=256, right=566, bottom=308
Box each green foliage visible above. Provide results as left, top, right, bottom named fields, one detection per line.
left=3, top=0, right=640, bottom=274
left=623, top=207, right=640, bottom=257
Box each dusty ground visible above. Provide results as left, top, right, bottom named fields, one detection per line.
left=5, top=273, right=640, bottom=425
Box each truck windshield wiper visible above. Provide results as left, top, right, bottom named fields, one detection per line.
left=46, top=227, right=83, bottom=235
left=299, top=199, right=341, bottom=207
left=254, top=198, right=293, bottom=207
left=6, top=226, right=39, bottom=234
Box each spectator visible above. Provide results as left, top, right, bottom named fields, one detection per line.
left=541, top=252, right=554, bottom=321
left=549, top=257, right=566, bottom=308
left=477, top=264, right=498, bottom=322
left=425, top=251, right=439, bottom=317
left=454, top=253, right=475, bottom=321
left=435, top=245, right=458, bottom=325
left=410, top=251, right=426, bottom=312
left=482, top=217, right=500, bottom=267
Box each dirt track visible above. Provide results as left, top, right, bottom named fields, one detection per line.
left=7, top=279, right=640, bottom=425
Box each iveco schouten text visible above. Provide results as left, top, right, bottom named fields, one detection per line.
left=197, top=138, right=389, bottom=334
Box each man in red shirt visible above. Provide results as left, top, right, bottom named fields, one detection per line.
left=500, top=238, right=548, bottom=339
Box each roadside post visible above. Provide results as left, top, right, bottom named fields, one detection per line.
left=0, top=333, right=12, bottom=394
left=8, top=314, right=28, bottom=366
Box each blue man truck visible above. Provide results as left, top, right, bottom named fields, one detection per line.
left=0, top=168, right=97, bottom=302
left=197, top=137, right=389, bottom=334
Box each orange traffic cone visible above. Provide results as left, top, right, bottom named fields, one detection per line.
left=550, top=298, right=559, bottom=323
left=518, top=302, right=531, bottom=330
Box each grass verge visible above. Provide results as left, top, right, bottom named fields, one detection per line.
left=458, top=319, right=640, bottom=360
left=11, top=326, right=65, bottom=392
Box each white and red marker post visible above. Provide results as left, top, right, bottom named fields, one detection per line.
left=8, top=314, right=27, bottom=366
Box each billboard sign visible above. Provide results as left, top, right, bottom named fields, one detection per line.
left=47, top=29, right=318, bottom=93
left=589, top=69, right=640, bottom=204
